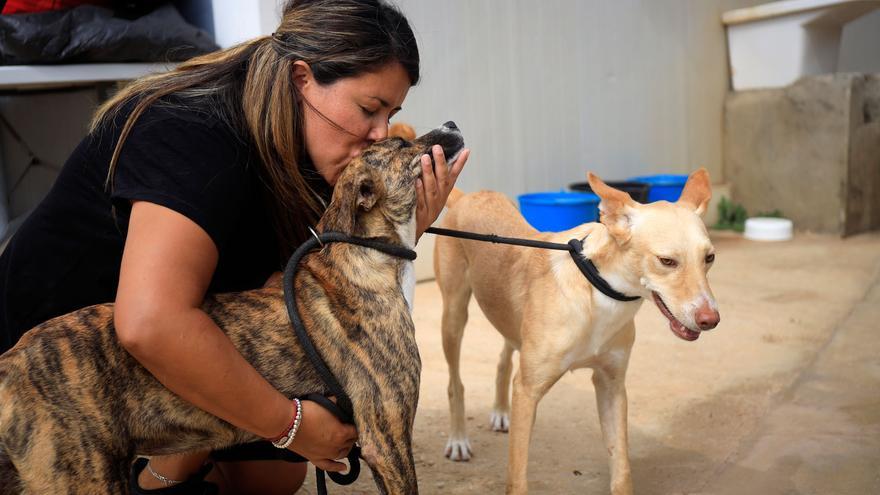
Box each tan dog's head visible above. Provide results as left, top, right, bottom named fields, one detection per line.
left=319, top=121, right=464, bottom=247
left=587, top=169, right=720, bottom=341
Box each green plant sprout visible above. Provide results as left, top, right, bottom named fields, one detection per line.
left=713, top=196, right=748, bottom=232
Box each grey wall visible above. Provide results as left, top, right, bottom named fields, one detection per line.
left=393, top=0, right=768, bottom=199
left=394, top=0, right=880, bottom=202
left=840, top=9, right=880, bottom=73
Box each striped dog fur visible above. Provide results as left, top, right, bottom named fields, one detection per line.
left=0, top=122, right=465, bottom=495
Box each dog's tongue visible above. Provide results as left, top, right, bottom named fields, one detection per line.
left=670, top=319, right=700, bottom=341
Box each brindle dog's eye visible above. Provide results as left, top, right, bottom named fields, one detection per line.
left=659, top=257, right=678, bottom=267
left=706, top=254, right=715, bottom=264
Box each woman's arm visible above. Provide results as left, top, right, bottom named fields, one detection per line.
left=114, top=201, right=356, bottom=471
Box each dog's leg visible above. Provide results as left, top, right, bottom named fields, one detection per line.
left=0, top=448, right=19, bottom=495
left=592, top=322, right=635, bottom=495
left=506, top=344, right=566, bottom=495
left=439, top=274, right=473, bottom=461
left=358, top=399, right=420, bottom=495
left=490, top=341, right=515, bottom=432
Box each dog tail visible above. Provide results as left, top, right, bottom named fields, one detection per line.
left=446, top=188, right=465, bottom=209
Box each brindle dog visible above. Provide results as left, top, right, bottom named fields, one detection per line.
left=0, top=122, right=465, bottom=495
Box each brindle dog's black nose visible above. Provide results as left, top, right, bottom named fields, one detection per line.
left=443, top=121, right=458, bottom=130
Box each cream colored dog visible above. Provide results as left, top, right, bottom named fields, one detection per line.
left=434, top=170, right=720, bottom=494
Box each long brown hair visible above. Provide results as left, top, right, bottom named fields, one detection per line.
left=91, top=0, right=419, bottom=261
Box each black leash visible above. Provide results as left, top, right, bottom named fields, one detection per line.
left=425, top=227, right=640, bottom=302
left=282, top=231, right=417, bottom=495
left=279, top=225, right=632, bottom=494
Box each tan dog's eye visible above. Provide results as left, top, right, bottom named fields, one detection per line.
left=659, top=257, right=678, bottom=267
left=706, top=254, right=715, bottom=264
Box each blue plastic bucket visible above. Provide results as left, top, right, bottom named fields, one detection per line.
left=627, top=174, right=689, bottom=202
left=517, top=192, right=600, bottom=232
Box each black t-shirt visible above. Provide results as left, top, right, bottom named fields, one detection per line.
left=0, top=99, right=327, bottom=353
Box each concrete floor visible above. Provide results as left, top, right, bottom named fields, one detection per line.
left=302, top=231, right=880, bottom=494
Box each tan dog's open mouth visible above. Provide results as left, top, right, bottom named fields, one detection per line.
left=652, top=292, right=700, bottom=341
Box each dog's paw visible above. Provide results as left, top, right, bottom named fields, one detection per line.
left=444, top=437, right=473, bottom=462
left=489, top=410, right=509, bottom=432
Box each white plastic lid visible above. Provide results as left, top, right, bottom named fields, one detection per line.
left=744, top=217, right=794, bottom=241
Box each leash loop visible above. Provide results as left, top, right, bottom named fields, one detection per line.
left=282, top=231, right=416, bottom=495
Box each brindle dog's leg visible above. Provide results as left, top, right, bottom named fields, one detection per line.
left=0, top=449, right=20, bottom=495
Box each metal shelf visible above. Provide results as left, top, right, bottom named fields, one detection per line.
left=0, top=63, right=175, bottom=91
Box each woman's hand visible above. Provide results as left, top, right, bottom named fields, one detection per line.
left=415, top=144, right=470, bottom=240
left=288, top=398, right=359, bottom=472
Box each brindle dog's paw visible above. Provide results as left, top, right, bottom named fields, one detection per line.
left=444, top=437, right=473, bottom=462
left=489, top=410, right=510, bottom=432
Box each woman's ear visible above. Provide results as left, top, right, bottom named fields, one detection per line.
left=291, top=60, right=314, bottom=95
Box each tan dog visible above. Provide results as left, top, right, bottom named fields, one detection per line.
left=0, top=122, right=464, bottom=495
left=434, top=170, right=719, bottom=494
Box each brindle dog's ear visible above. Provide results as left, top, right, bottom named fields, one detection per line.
left=322, top=166, right=385, bottom=234
left=358, top=178, right=377, bottom=212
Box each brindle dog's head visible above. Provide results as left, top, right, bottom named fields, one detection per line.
left=319, top=121, right=464, bottom=246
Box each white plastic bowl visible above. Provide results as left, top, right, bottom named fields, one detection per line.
left=744, top=217, right=794, bottom=241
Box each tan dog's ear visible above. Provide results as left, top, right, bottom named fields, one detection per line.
left=588, top=172, right=637, bottom=243
left=388, top=122, right=416, bottom=141
left=677, top=168, right=712, bottom=215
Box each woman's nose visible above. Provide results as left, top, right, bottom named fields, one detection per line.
left=366, top=122, right=389, bottom=142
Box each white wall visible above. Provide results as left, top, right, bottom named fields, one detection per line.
left=187, top=0, right=878, bottom=196
left=207, top=0, right=283, bottom=47
left=393, top=0, right=768, bottom=198
left=393, top=0, right=768, bottom=279
left=389, top=0, right=880, bottom=279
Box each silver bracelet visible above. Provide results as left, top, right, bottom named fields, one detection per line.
left=146, top=461, right=183, bottom=487
left=272, top=398, right=302, bottom=449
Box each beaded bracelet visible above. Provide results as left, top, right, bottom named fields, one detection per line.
left=270, top=398, right=302, bottom=449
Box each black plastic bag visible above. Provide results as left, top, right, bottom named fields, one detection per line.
left=0, top=3, right=219, bottom=65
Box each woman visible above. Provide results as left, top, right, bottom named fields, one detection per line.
left=0, top=0, right=469, bottom=493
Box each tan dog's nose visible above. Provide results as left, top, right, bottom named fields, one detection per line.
left=696, top=304, right=720, bottom=330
